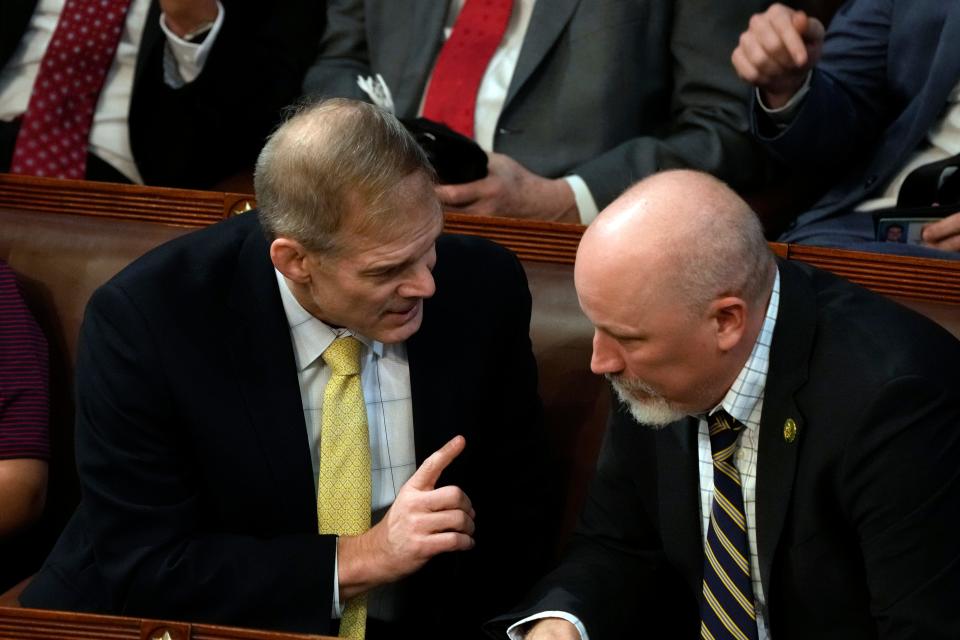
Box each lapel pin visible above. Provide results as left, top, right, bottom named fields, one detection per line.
left=230, top=200, right=254, bottom=216
left=783, top=418, right=798, bottom=443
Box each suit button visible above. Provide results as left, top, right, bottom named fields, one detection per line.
left=865, top=175, right=877, bottom=187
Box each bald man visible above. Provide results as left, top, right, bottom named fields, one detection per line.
left=492, top=171, right=960, bottom=639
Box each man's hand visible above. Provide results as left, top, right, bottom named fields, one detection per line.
left=922, top=212, right=960, bottom=252
left=338, top=436, right=475, bottom=599
left=523, top=618, right=580, bottom=640
left=731, top=3, right=825, bottom=109
left=436, top=152, right=580, bottom=223
left=159, top=0, right=219, bottom=39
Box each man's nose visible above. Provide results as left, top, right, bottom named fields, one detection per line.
left=590, top=330, right=624, bottom=375
left=399, top=265, right=436, bottom=299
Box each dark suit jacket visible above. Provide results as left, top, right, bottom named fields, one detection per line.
left=21, top=212, right=554, bottom=639
left=753, top=0, right=960, bottom=247
left=494, top=259, right=960, bottom=639
left=0, top=1, right=321, bottom=188
left=303, top=0, right=768, bottom=209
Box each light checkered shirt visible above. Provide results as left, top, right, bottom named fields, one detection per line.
left=697, top=267, right=781, bottom=640
left=275, top=270, right=416, bottom=616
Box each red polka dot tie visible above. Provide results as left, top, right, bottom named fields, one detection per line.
left=421, top=0, right=514, bottom=139
left=10, top=0, right=133, bottom=180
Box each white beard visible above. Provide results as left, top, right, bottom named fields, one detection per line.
left=607, top=374, right=687, bottom=429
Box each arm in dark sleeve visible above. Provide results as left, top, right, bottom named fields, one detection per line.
left=574, top=0, right=768, bottom=208
left=490, top=409, right=666, bottom=640
left=752, top=0, right=895, bottom=170
left=130, top=1, right=324, bottom=189
left=74, top=283, right=335, bottom=633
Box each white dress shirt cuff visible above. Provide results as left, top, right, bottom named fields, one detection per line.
left=332, top=536, right=344, bottom=618
left=755, top=70, right=813, bottom=125
left=506, top=612, right=589, bottom=640
left=160, top=0, right=225, bottom=87
left=564, top=175, right=599, bottom=225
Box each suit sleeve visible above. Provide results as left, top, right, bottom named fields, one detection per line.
left=129, top=2, right=324, bottom=189
left=301, top=0, right=373, bottom=101
left=752, top=0, right=895, bottom=171
left=839, top=373, right=960, bottom=639
left=489, top=409, right=666, bottom=640
left=573, top=0, right=768, bottom=208
left=73, top=282, right=336, bottom=633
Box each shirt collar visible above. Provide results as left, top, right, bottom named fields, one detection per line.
left=708, top=267, right=781, bottom=429
left=274, top=269, right=383, bottom=371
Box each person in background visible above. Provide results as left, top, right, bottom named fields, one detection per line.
left=733, top=1, right=960, bottom=257
left=303, top=0, right=770, bottom=224
left=0, top=0, right=322, bottom=189
left=0, top=259, right=50, bottom=590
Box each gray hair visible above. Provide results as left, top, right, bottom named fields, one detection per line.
left=254, top=98, right=436, bottom=253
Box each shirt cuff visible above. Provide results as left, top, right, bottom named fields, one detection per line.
left=755, top=70, right=813, bottom=125
left=506, top=612, right=589, bottom=640
left=332, top=536, right=344, bottom=618
left=563, top=175, right=599, bottom=225
left=160, top=0, right=225, bottom=87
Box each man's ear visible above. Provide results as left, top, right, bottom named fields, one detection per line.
left=710, top=296, right=748, bottom=352
left=270, top=238, right=313, bottom=284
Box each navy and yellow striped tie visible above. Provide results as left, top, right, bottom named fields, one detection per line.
left=700, top=410, right=759, bottom=640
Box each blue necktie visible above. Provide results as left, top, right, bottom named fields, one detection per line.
left=700, top=410, right=759, bottom=640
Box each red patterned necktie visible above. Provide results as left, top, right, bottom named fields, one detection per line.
left=10, top=0, right=133, bottom=179
left=421, top=0, right=514, bottom=139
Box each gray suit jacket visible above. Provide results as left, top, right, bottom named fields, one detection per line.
left=304, top=0, right=768, bottom=209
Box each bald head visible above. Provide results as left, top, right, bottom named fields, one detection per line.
left=577, top=170, right=774, bottom=315
left=577, top=171, right=776, bottom=419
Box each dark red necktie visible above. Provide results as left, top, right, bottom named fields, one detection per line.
left=11, top=0, right=133, bottom=179
left=422, top=0, right=514, bottom=139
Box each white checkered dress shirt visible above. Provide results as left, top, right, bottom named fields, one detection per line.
left=275, top=270, right=416, bottom=615
left=698, top=267, right=780, bottom=640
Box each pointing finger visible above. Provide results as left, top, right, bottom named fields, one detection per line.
left=408, top=435, right=466, bottom=491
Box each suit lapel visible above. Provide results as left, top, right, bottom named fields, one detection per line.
left=133, top=1, right=164, bottom=86
left=405, top=296, right=457, bottom=468
left=390, top=0, right=450, bottom=116
left=1, top=0, right=39, bottom=68
left=503, top=0, right=580, bottom=108
left=656, top=417, right=704, bottom=600
left=754, top=261, right=813, bottom=602
left=225, top=214, right=317, bottom=530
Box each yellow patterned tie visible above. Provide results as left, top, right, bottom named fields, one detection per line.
left=317, top=336, right=371, bottom=640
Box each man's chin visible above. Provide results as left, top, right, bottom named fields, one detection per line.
left=610, top=379, right=686, bottom=428
left=374, top=302, right=423, bottom=343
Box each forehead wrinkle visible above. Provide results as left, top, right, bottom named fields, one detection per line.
left=351, top=211, right=442, bottom=271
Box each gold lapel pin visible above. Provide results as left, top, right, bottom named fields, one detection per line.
left=783, top=418, right=798, bottom=443
left=230, top=200, right=254, bottom=216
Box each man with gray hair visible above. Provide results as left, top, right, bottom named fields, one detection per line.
left=494, top=170, right=960, bottom=639
left=22, top=98, right=553, bottom=640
